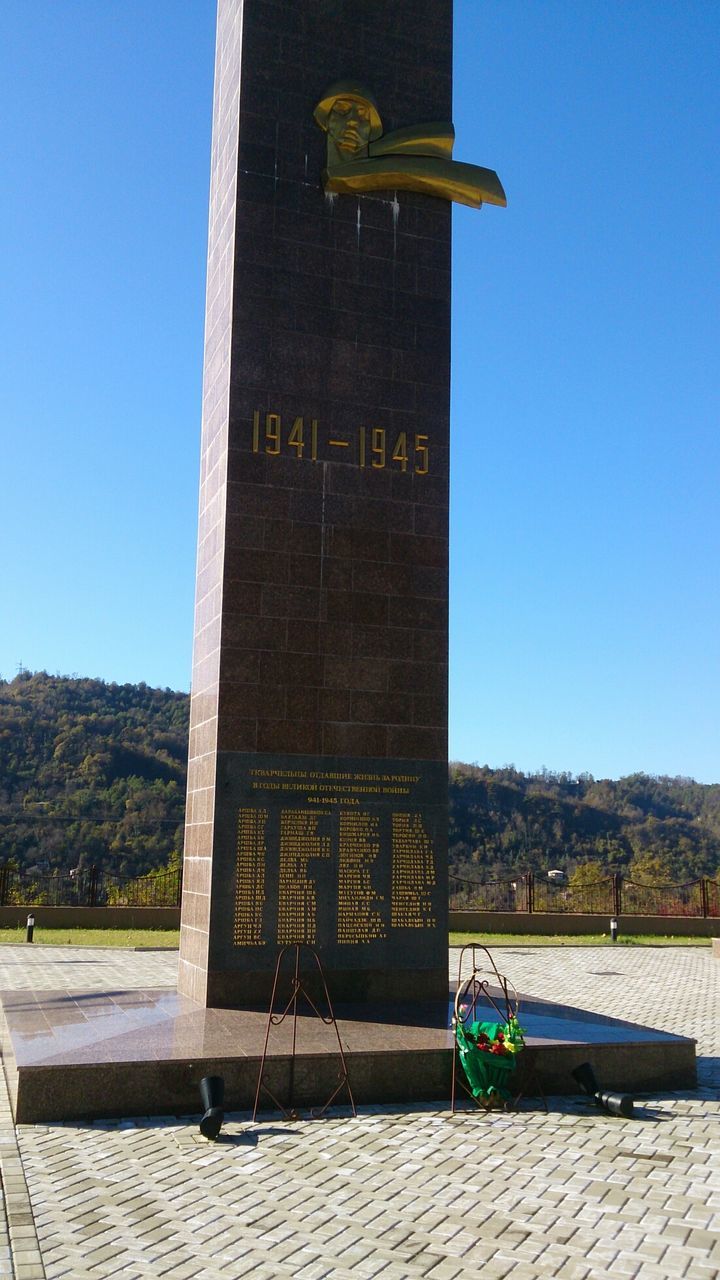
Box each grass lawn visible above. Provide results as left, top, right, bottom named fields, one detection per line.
left=0, top=927, right=181, bottom=948
left=0, top=927, right=710, bottom=949
left=449, top=932, right=712, bottom=946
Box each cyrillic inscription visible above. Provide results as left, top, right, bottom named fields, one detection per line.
left=391, top=812, right=437, bottom=929
left=337, top=810, right=386, bottom=944
left=228, top=757, right=445, bottom=967
left=277, top=810, right=331, bottom=945
left=233, top=807, right=267, bottom=946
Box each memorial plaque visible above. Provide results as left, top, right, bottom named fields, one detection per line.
left=179, top=0, right=504, bottom=1006
left=211, top=754, right=447, bottom=985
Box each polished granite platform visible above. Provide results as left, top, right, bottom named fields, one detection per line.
left=0, top=980, right=696, bottom=1123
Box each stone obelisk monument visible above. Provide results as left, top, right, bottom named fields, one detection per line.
left=179, top=0, right=504, bottom=1007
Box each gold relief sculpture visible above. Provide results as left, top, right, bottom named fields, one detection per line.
left=314, top=80, right=506, bottom=210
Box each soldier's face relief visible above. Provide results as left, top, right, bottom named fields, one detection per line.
left=327, top=98, right=373, bottom=156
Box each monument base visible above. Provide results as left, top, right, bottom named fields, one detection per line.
left=0, top=986, right=695, bottom=1124
left=202, top=965, right=449, bottom=1007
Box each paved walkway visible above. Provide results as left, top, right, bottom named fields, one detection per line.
left=0, top=945, right=717, bottom=1280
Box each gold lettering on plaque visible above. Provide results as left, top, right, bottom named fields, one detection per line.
left=337, top=811, right=386, bottom=944
left=277, top=810, right=331, bottom=944
left=314, top=81, right=506, bottom=211
left=233, top=807, right=267, bottom=946
left=391, top=812, right=437, bottom=929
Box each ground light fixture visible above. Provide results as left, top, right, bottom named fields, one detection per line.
left=610, top=916, right=619, bottom=942
left=572, top=1062, right=635, bottom=1118
left=199, top=1075, right=225, bottom=1139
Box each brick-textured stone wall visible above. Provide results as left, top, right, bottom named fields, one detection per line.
left=219, top=0, right=451, bottom=762
left=180, top=0, right=452, bottom=1005
left=179, top=0, right=245, bottom=1006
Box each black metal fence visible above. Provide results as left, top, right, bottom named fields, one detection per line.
left=531, top=875, right=617, bottom=915
left=0, top=865, right=182, bottom=908
left=449, top=874, right=532, bottom=913
left=450, top=872, right=720, bottom=917
left=1, top=864, right=717, bottom=916
left=706, top=878, right=720, bottom=918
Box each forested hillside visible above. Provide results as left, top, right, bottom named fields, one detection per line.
left=0, top=673, right=718, bottom=883
left=0, top=672, right=187, bottom=877
left=450, top=763, right=720, bottom=883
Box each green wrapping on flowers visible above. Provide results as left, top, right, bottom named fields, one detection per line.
left=455, top=1016, right=525, bottom=1101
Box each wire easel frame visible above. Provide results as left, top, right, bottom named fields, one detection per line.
left=252, top=944, right=356, bottom=1122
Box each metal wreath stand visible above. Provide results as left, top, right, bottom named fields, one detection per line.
left=451, top=943, right=547, bottom=1113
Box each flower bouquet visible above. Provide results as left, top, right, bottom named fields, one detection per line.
left=454, top=1014, right=525, bottom=1104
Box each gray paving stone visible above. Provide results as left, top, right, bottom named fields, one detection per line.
left=0, top=944, right=717, bottom=1279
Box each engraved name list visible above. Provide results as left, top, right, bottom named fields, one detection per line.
left=222, top=754, right=446, bottom=972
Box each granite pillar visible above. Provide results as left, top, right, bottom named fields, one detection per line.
left=179, top=0, right=451, bottom=1006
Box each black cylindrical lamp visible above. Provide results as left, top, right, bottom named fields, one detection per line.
left=572, top=1062, right=635, bottom=1118
left=199, top=1075, right=225, bottom=1140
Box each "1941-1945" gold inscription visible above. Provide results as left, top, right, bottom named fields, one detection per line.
left=252, top=410, right=429, bottom=474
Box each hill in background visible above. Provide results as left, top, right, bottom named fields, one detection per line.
left=0, top=673, right=717, bottom=883
left=450, top=762, right=720, bottom=884
left=0, top=672, right=187, bottom=878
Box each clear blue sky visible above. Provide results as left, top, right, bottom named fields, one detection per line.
left=2, top=2, right=718, bottom=783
